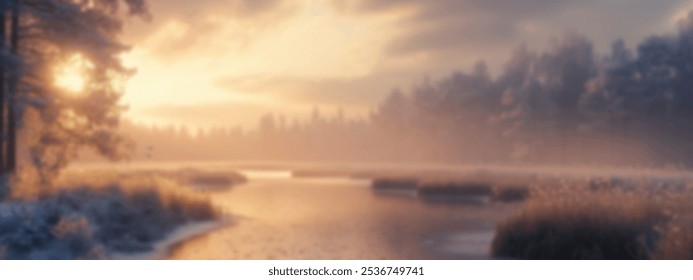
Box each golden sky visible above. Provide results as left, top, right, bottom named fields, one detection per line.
left=119, top=0, right=692, bottom=129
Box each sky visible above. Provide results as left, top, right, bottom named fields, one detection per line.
left=119, top=0, right=693, bottom=129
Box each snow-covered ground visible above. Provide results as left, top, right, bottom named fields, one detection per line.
left=0, top=170, right=223, bottom=260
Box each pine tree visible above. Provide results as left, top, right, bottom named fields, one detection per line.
left=0, top=0, right=149, bottom=184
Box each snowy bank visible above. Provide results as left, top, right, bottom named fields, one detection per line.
left=0, top=171, right=222, bottom=259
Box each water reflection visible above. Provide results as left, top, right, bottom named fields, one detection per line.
left=169, top=172, right=517, bottom=259
left=238, top=169, right=293, bottom=180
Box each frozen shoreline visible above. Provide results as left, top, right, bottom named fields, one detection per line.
left=112, top=217, right=234, bottom=260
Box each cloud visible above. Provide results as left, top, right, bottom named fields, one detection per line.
left=121, top=0, right=693, bottom=129
left=135, top=101, right=289, bottom=129
left=337, top=0, right=688, bottom=62
left=352, top=0, right=573, bottom=19
left=215, top=73, right=410, bottom=108
left=128, top=0, right=291, bottom=30
left=123, top=0, right=298, bottom=62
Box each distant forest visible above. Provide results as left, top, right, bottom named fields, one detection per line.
left=92, top=14, right=693, bottom=168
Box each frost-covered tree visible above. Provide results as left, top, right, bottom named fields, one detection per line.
left=590, top=13, right=693, bottom=124
left=2, top=0, right=149, bottom=185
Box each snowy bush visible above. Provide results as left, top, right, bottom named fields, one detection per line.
left=0, top=175, right=218, bottom=259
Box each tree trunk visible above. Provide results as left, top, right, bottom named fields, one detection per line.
left=0, top=1, right=6, bottom=173
left=7, top=0, right=18, bottom=173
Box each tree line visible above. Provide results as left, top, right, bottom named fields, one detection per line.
left=112, top=11, right=693, bottom=168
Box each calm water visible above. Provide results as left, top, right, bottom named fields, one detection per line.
left=168, top=170, right=518, bottom=260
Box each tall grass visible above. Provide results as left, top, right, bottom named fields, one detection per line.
left=0, top=169, right=220, bottom=259
left=371, top=174, right=532, bottom=203
left=491, top=185, right=530, bottom=202
left=371, top=178, right=418, bottom=192
left=491, top=178, right=693, bottom=259
left=417, top=181, right=494, bottom=197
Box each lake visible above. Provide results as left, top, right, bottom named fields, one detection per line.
left=168, top=169, right=518, bottom=260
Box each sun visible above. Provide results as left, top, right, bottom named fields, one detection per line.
left=54, top=54, right=92, bottom=94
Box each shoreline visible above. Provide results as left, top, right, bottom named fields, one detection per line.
left=112, top=217, right=235, bottom=260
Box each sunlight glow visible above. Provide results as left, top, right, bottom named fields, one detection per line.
left=54, top=54, right=92, bottom=94
left=120, top=0, right=393, bottom=129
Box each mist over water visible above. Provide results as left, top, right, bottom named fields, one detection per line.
left=169, top=169, right=512, bottom=259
